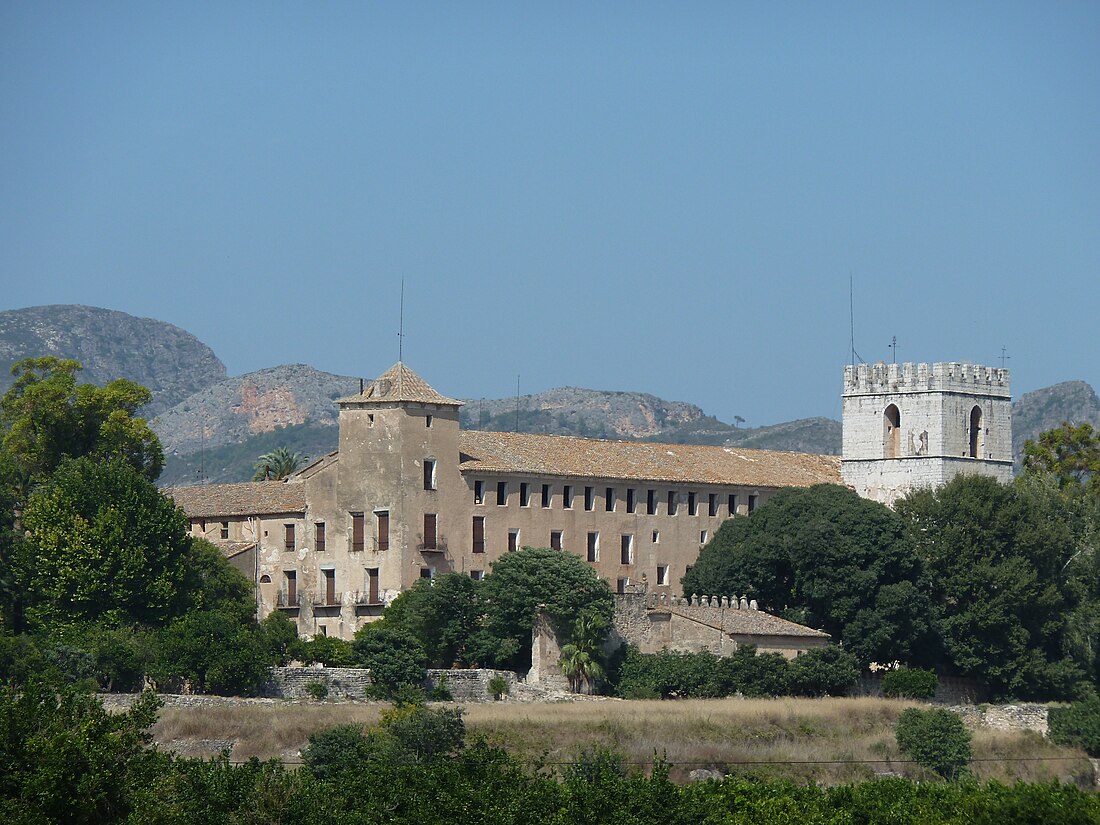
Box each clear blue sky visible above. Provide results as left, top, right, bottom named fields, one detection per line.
left=2, top=2, right=1097, bottom=426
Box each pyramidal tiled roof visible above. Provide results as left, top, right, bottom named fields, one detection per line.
left=458, top=430, right=841, bottom=488
left=338, top=362, right=462, bottom=406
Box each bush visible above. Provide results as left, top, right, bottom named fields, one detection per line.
left=895, top=708, right=972, bottom=780
left=788, top=646, right=860, bottom=697
left=1049, top=697, right=1100, bottom=757
left=429, top=673, right=453, bottom=701
left=353, top=624, right=427, bottom=699
left=302, top=724, right=373, bottom=779
left=299, top=634, right=356, bottom=667
left=487, top=675, right=510, bottom=700
left=882, top=668, right=938, bottom=700
left=305, top=680, right=329, bottom=701
left=380, top=704, right=465, bottom=763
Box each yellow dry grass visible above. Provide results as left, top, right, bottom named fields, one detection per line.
left=150, top=697, right=1094, bottom=786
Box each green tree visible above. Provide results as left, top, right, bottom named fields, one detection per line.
left=252, top=446, right=306, bottom=481
left=896, top=475, right=1084, bottom=699
left=1023, top=422, right=1100, bottom=494
left=0, top=356, right=163, bottom=492
left=787, top=645, right=860, bottom=697
left=559, top=612, right=608, bottom=694
left=477, top=547, right=614, bottom=671
left=352, top=623, right=428, bottom=698
left=380, top=573, right=481, bottom=667
left=683, top=485, right=935, bottom=666
left=895, top=707, right=972, bottom=780
left=152, top=609, right=271, bottom=695
left=173, top=537, right=256, bottom=623
left=20, top=457, right=191, bottom=629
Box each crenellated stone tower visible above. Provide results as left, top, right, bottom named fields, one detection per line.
left=841, top=362, right=1012, bottom=505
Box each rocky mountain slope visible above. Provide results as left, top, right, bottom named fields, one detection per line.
left=1012, top=380, right=1100, bottom=468
left=0, top=305, right=226, bottom=416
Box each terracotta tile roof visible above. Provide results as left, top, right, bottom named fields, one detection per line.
left=337, top=362, right=462, bottom=406
left=294, top=450, right=339, bottom=479
left=166, top=482, right=306, bottom=518
left=663, top=603, right=831, bottom=639
left=458, top=430, right=841, bottom=488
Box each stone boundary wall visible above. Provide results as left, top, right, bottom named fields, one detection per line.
left=425, top=669, right=518, bottom=701
left=851, top=673, right=988, bottom=705
left=264, top=666, right=372, bottom=699
left=950, top=704, right=1049, bottom=735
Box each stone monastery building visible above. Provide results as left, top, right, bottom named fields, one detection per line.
left=169, top=360, right=1011, bottom=641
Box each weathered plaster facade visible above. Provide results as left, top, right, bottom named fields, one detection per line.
left=841, top=362, right=1012, bottom=505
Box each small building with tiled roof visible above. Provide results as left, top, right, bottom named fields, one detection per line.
left=170, top=362, right=842, bottom=642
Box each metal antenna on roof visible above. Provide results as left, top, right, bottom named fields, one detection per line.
left=515, top=375, right=521, bottom=433
left=849, top=274, right=865, bottom=366
left=397, top=278, right=405, bottom=363
left=889, top=336, right=897, bottom=364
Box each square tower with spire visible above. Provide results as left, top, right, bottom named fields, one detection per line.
left=841, top=362, right=1013, bottom=505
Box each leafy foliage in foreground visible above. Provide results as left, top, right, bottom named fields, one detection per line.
left=895, top=708, right=973, bottom=780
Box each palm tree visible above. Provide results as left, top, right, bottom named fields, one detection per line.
left=558, top=612, right=608, bottom=694
left=252, top=447, right=306, bottom=481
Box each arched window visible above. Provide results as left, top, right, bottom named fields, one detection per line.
left=884, top=404, right=901, bottom=459
left=969, top=406, right=983, bottom=458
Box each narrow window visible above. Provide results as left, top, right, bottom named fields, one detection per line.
left=425, top=414, right=433, bottom=428
left=587, top=531, right=600, bottom=562
left=497, top=481, right=508, bottom=506
left=368, top=413, right=375, bottom=427
left=284, top=570, right=297, bottom=605
left=376, top=511, right=389, bottom=551
left=657, top=565, right=669, bottom=586
left=647, top=489, right=657, bottom=515
left=652, top=530, right=660, bottom=543
left=420, top=568, right=432, bottom=579
left=884, top=404, right=901, bottom=459
left=474, top=480, right=484, bottom=505
left=315, top=522, right=326, bottom=552
left=708, top=493, right=718, bottom=517
left=423, top=513, right=437, bottom=550
left=748, top=495, right=758, bottom=513
left=322, top=569, right=336, bottom=605
left=700, top=530, right=708, bottom=544
left=220, top=521, right=229, bottom=540
left=688, top=492, right=697, bottom=516
left=550, top=530, right=563, bottom=551
left=508, top=528, right=520, bottom=552
left=470, top=570, right=484, bottom=581
left=667, top=491, right=676, bottom=516
left=620, top=534, right=634, bottom=564
left=423, top=459, right=437, bottom=490
left=367, top=567, right=379, bottom=603
left=284, top=524, right=295, bottom=551
left=584, top=486, right=594, bottom=511
left=200, top=519, right=207, bottom=533
left=563, top=485, right=574, bottom=509
left=617, top=577, right=629, bottom=594
left=351, top=512, right=365, bottom=552
left=318, top=625, right=327, bottom=636
left=541, top=483, right=551, bottom=508
left=626, top=488, right=636, bottom=514
left=605, top=487, right=615, bottom=512
left=520, top=482, right=531, bottom=507
left=729, top=494, right=739, bottom=516
left=472, top=516, right=485, bottom=553
left=969, top=405, right=983, bottom=458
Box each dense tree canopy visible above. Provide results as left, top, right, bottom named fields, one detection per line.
left=380, top=573, right=481, bottom=667
left=682, top=485, right=934, bottom=666
left=1023, top=421, right=1100, bottom=494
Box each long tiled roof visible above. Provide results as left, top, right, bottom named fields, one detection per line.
left=166, top=482, right=306, bottom=518
left=337, top=362, right=462, bottom=406
left=666, top=603, right=831, bottom=639
left=458, top=430, right=841, bottom=488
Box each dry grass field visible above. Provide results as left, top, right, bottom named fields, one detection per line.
left=151, top=696, right=1095, bottom=786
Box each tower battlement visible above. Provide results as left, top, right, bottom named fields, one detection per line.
left=843, top=362, right=1010, bottom=398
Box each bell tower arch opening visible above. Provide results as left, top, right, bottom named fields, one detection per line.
left=883, top=404, right=901, bottom=459
left=969, top=405, right=983, bottom=458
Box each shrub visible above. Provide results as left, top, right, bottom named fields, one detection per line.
left=429, top=673, right=453, bottom=701
left=882, top=668, right=938, bottom=700
left=380, top=704, right=466, bottom=763
left=487, top=675, right=510, bottom=700
left=299, top=635, right=355, bottom=667
left=788, top=646, right=860, bottom=697
left=302, top=724, right=372, bottom=779
left=895, top=707, right=972, bottom=780
left=352, top=624, right=427, bottom=699
left=304, top=680, right=329, bottom=701
left=1049, top=697, right=1100, bottom=757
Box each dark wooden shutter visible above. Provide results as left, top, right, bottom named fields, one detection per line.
left=423, top=513, right=437, bottom=549
left=352, top=513, right=365, bottom=552
left=377, top=511, right=389, bottom=552
left=472, top=516, right=485, bottom=553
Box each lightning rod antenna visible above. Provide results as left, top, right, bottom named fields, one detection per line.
left=398, top=279, right=404, bottom=363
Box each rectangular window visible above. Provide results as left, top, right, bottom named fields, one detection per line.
left=367, top=567, right=379, bottom=603
left=667, top=491, right=677, bottom=516
left=728, top=494, right=739, bottom=516
left=563, top=485, right=574, bottom=509
left=420, top=568, right=432, bottom=579
left=322, top=569, right=336, bottom=605
left=474, top=480, right=484, bottom=505
left=472, top=516, right=485, bottom=554
left=376, top=511, right=389, bottom=552
left=550, top=530, right=563, bottom=551
left=626, top=488, right=636, bottom=514
left=748, top=494, right=759, bottom=513
left=617, top=577, right=629, bottom=594
left=652, top=530, right=660, bottom=543
left=470, top=569, right=484, bottom=581
left=284, top=570, right=297, bottom=604
left=423, top=513, right=437, bottom=550
left=220, top=521, right=229, bottom=540
left=708, top=493, right=719, bottom=517
left=620, top=534, right=634, bottom=565
left=584, top=486, right=594, bottom=511
left=423, top=459, right=436, bottom=490
left=688, top=492, right=697, bottom=516
left=200, top=519, right=207, bottom=533
left=284, top=524, right=295, bottom=551
left=351, top=513, right=365, bottom=552
left=700, top=530, right=708, bottom=544
left=605, top=487, right=615, bottom=512
left=425, top=414, right=433, bottom=428
left=497, top=481, right=508, bottom=506
left=657, top=565, right=670, bottom=586
left=647, top=489, right=657, bottom=515
left=507, top=528, right=520, bottom=552
left=315, top=522, right=326, bottom=553
left=587, top=531, right=599, bottom=562
left=541, top=483, right=551, bottom=508
left=368, top=413, right=375, bottom=427
left=520, top=482, right=531, bottom=507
